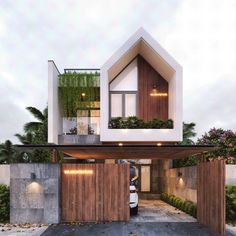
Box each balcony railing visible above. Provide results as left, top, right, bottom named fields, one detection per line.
left=64, top=68, right=100, bottom=74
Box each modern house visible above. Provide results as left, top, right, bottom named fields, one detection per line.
left=48, top=27, right=182, bottom=145
left=10, top=28, right=225, bottom=235
left=47, top=28, right=185, bottom=196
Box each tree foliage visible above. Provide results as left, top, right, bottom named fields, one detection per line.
left=197, top=128, right=236, bottom=163
left=14, top=106, right=51, bottom=163
left=173, top=122, right=198, bottom=168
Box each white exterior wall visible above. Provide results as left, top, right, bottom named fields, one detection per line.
left=110, top=59, right=138, bottom=91
left=0, top=165, right=10, bottom=186
left=48, top=60, right=62, bottom=144
left=100, top=28, right=183, bottom=142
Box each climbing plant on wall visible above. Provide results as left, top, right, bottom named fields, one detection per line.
left=58, top=72, right=100, bottom=117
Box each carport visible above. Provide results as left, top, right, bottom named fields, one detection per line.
left=16, top=144, right=225, bottom=235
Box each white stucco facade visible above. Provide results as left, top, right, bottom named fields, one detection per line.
left=100, top=28, right=183, bottom=142
left=48, top=60, right=62, bottom=144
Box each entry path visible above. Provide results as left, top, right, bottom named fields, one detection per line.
left=130, top=199, right=196, bottom=222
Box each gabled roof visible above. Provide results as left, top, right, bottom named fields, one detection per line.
left=101, top=27, right=182, bottom=82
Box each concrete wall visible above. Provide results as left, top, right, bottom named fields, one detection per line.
left=226, top=165, right=236, bottom=185
left=0, top=165, right=10, bottom=186
left=160, top=163, right=236, bottom=204
left=160, top=160, right=197, bottom=203
left=10, top=164, right=60, bottom=224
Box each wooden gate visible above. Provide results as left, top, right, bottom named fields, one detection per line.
left=61, top=164, right=130, bottom=222
left=197, top=159, right=225, bottom=235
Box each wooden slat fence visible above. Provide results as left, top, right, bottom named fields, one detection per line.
left=197, top=159, right=225, bottom=235
left=61, top=164, right=130, bottom=222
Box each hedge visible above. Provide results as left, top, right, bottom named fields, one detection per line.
left=226, top=185, right=236, bottom=223
left=0, top=184, right=10, bottom=222
left=109, top=116, right=173, bottom=129
left=160, top=193, right=197, bottom=218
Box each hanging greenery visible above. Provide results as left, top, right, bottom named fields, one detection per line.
left=58, top=72, right=100, bottom=117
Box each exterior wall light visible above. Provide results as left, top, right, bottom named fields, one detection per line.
left=157, top=143, right=162, bottom=146
left=150, top=92, right=168, bottom=97
left=64, top=170, right=93, bottom=175
left=30, top=172, right=36, bottom=180
left=81, top=92, right=86, bottom=97
left=150, top=84, right=168, bottom=97
left=178, top=172, right=183, bottom=177
left=118, top=143, right=123, bottom=146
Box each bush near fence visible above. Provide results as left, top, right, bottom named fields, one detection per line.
left=160, top=193, right=197, bottom=218
left=0, top=184, right=10, bottom=222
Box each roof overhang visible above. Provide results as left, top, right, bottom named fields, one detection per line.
left=15, top=144, right=216, bottom=160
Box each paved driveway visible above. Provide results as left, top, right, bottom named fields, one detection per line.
left=42, top=222, right=233, bottom=236
left=130, top=200, right=196, bottom=222
left=41, top=200, right=234, bottom=236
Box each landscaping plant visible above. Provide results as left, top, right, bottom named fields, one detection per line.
left=226, top=185, right=236, bottom=224
left=0, top=184, right=10, bottom=222
left=160, top=193, right=197, bottom=218
left=108, top=116, right=173, bottom=129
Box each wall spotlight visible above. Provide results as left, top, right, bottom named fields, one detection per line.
left=178, top=172, right=183, bottom=177
left=30, top=172, right=36, bottom=180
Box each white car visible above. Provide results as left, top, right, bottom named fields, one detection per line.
left=130, top=184, right=138, bottom=215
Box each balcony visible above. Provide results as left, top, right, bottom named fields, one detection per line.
left=58, top=134, right=100, bottom=145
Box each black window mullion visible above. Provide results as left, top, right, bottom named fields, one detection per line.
left=122, top=93, right=125, bottom=118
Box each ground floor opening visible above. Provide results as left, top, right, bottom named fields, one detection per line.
left=14, top=144, right=226, bottom=235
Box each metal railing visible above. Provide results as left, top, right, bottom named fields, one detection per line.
left=64, top=68, right=100, bottom=74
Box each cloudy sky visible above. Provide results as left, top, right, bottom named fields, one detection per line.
left=0, top=0, right=236, bottom=143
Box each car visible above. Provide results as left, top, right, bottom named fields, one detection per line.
left=130, top=184, right=138, bottom=215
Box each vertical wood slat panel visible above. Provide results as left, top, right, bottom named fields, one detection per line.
left=138, top=55, right=168, bottom=121
left=197, top=159, right=225, bottom=235
left=61, top=164, right=129, bottom=222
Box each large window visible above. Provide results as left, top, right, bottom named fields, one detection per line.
left=109, top=58, right=138, bottom=118
left=62, top=109, right=100, bottom=135
left=110, top=92, right=137, bottom=118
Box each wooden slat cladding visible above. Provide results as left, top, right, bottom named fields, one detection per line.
left=138, top=55, right=168, bottom=121
left=197, top=159, right=225, bottom=235
left=61, top=164, right=130, bottom=222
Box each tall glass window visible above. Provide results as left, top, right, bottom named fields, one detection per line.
left=125, top=93, right=136, bottom=117
left=110, top=94, right=123, bottom=118
left=110, top=92, right=137, bottom=118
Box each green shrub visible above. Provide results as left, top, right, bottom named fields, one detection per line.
left=160, top=192, right=197, bottom=218
left=226, top=185, right=236, bottom=223
left=0, top=184, right=10, bottom=222
left=108, top=116, right=173, bottom=129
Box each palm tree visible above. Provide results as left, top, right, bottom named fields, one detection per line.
left=0, top=140, right=16, bottom=163
left=15, top=133, right=33, bottom=145
left=15, top=106, right=48, bottom=144
left=181, top=122, right=197, bottom=145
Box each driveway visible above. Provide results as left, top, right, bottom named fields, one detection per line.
left=42, top=222, right=234, bottom=236
left=41, top=200, right=234, bottom=236
left=130, top=200, right=196, bottom=222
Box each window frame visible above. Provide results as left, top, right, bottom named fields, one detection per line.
left=109, top=91, right=138, bottom=119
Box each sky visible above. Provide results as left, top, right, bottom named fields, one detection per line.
left=0, top=0, right=236, bottom=143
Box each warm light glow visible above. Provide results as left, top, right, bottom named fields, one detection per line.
left=118, top=143, right=123, bottom=146
left=179, top=178, right=184, bottom=186
left=81, top=92, right=86, bottom=97
left=157, top=143, right=162, bottom=146
left=150, top=92, right=168, bottom=97
left=26, top=182, right=43, bottom=194
left=64, top=170, right=93, bottom=175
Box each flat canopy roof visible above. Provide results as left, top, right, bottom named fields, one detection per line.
left=15, top=144, right=216, bottom=160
